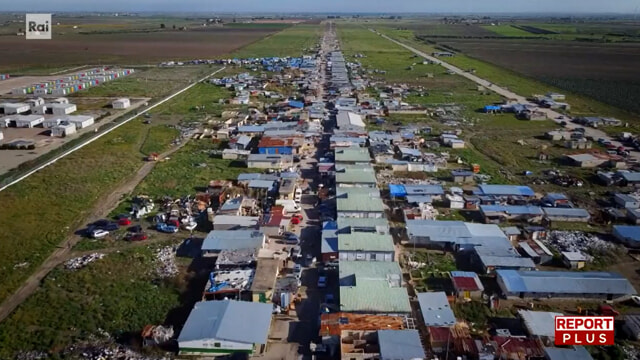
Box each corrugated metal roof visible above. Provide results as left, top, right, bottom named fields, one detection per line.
left=497, top=270, right=637, bottom=295
left=340, top=280, right=411, bottom=313
left=417, top=292, right=456, bottom=326
left=339, top=261, right=402, bottom=286
left=480, top=205, right=543, bottom=215
left=544, top=346, right=593, bottom=360
left=614, top=225, right=640, bottom=242
left=248, top=179, right=276, bottom=189
left=542, top=207, right=590, bottom=218
left=319, top=313, right=405, bottom=337
left=335, top=164, right=377, bottom=184
left=177, top=300, right=272, bottom=344
left=406, top=195, right=432, bottom=204
left=502, top=226, right=521, bottom=236
left=203, top=230, right=263, bottom=251
left=338, top=233, right=394, bottom=252
left=403, top=184, right=445, bottom=195
left=519, top=310, right=563, bottom=338
left=478, top=185, right=535, bottom=197
left=378, top=330, right=426, bottom=360
left=621, top=172, right=640, bottom=182
left=335, top=147, right=371, bottom=163
left=337, top=187, right=384, bottom=213
left=450, top=271, right=484, bottom=292
left=337, top=217, right=389, bottom=232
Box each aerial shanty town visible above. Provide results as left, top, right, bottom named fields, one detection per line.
left=4, top=20, right=640, bottom=360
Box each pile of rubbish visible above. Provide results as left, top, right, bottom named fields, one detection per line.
left=15, top=351, right=48, bottom=360
left=65, top=344, right=172, bottom=360
left=142, top=325, right=174, bottom=346
left=545, top=231, right=616, bottom=253
left=623, top=345, right=640, bottom=360
left=154, top=247, right=178, bottom=279
left=65, top=253, right=105, bottom=270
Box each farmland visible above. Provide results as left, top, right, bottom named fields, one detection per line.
left=230, top=24, right=321, bottom=58
left=0, top=21, right=284, bottom=73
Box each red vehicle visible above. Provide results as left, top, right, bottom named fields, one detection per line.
left=118, top=217, right=132, bottom=226
left=126, top=232, right=148, bottom=241
left=291, top=214, right=303, bottom=225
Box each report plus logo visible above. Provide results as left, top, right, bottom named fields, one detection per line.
left=555, top=316, right=615, bottom=346
left=26, top=14, right=52, bottom=40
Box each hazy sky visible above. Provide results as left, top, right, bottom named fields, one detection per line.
left=3, top=0, right=637, bottom=13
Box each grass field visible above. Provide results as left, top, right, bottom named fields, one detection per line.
left=139, top=125, right=180, bottom=155
left=135, top=140, right=252, bottom=199
left=0, top=243, right=184, bottom=358
left=72, top=66, right=213, bottom=99
left=231, top=24, right=320, bottom=58
left=375, top=27, right=640, bottom=129
left=481, top=24, right=535, bottom=37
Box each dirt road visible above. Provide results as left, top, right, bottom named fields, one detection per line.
left=375, top=30, right=640, bottom=161
left=0, top=141, right=186, bottom=323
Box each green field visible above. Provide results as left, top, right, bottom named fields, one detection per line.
left=135, top=140, right=253, bottom=199
left=481, top=24, right=535, bottom=37
left=0, top=243, right=184, bottom=357
left=231, top=24, right=320, bottom=58
left=139, top=125, right=180, bottom=155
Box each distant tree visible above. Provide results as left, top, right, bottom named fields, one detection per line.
left=172, top=24, right=176, bottom=29
left=160, top=23, right=165, bottom=29
left=233, top=18, right=237, bottom=23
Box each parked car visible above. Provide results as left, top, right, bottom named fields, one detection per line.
left=91, top=229, right=109, bottom=239
left=283, top=232, right=300, bottom=245
left=290, top=246, right=302, bottom=259
left=325, top=293, right=335, bottom=304
left=291, top=214, right=303, bottom=225
left=102, top=223, right=119, bottom=231
left=126, top=232, right=148, bottom=241
left=156, top=223, right=179, bottom=233
left=118, top=217, right=132, bottom=226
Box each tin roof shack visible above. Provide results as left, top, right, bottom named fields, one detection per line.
left=229, top=135, right=253, bottom=150
left=490, top=336, right=544, bottom=360
left=388, top=184, right=445, bottom=201
left=335, top=147, right=371, bottom=164
left=336, top=186, right=385, bottom=219
left=0, top=114, right=44, bottom=128
left=518, top=240, right=554, bottom=265
left=473, top=243, right=536, bottom=274
left=335, top=164, right=377, bottom=188
left=543, top=346, right=593, bottom=360
left=339, top=262, right=411, bottom=315
left=257, top=136, right=303, bottom=155
left=477, top=184, right=535, bottom=199
left=177, top=300, right=272, bottom=356
left=417, top=292, right=456, bottom=327
left=565, top=153, right=608, bottom=168
left=561, top=251, right=590, bottom=269
left=378, top=330, right=425, bottom=360
left=246, top=154, right=293, bottom=170
left=212, top=215, right=259, bottom=230
left=502, top=226, right=521, bottom=241
left=496, top=270, right=637, bottom=301
left=202, top=230, right=265, bottom=256
left=337, top=111, right=366, bottom=131
left=203, top=268, right=254, bottom=301
left=613, top=225, right=640, bottom=248
left=619, top=171, right=640, bottom=186
left=406, top=220, right=511, bottom=250
left=0, top=102, right=30, bottom=115
left=452, top=170, right=475, bottom=184
left=250, top=258, right=280, bottom=303
left=480, top=205, right=544, bottom=224
left=451, top=271, right=484, bottom=300
left=339, top=232, right=395, bottom=262
left=622, top=314, right=640, bottom=340
left=215, top=248, right=258, bottom=267
left=217, top=196, right=258, bottom=216
left=518, top=310, right=563, bottom=345
left=614, top=193, right=640, bottom=209
left=260, top=206, right=290, bottom=238
left=542, top=207, right=591, bottom=222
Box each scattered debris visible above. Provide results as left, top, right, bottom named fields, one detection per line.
left=142, top=325, right=174, bottom=347
left=545, top=231, right=615, bottom=253
left=64, top=253, right=105, bottom=270
left=154, top=247, right=178, bottom=279
left=14, top=262, right=29, bottom=269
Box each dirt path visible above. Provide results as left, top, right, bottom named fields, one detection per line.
left=0, top=141, right=187, bottom=323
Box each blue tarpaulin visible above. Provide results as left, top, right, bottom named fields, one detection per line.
left=288, top=100, right=304, bottom=108
left=389, top=184, right=407, bottom=197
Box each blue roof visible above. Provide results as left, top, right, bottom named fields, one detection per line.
left=389, top=184, right=407, bottom=197
left=404, top=184, right=445, bottom=196
left=543, top=193, right=569, bottom=201
left=481, top=205, right=544, bottom=215
left=614, top=225, right=640, bottom=242
left=378, top=330, right=426, bottom=360
left=497, top=270, right=637, bottom=295
left=237, top=125, right=265, bottom=133
left=452, top=170, right=475, bottom=176
left=288, top=100, right=304, bottom=108
left=484, top=105, right=501, bottom=111
left=248, top=179, right=276, bottom=189
left=478, top=184, right=535, bottom=197
left=621, top=172, right=640, bottom=182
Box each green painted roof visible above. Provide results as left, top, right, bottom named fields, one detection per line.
left=335, top=164, right=377, bottom=184
left=335, top=147, right=371, bottom=163
left=340, top=280, right=411, bottom=313
left=336, top=187, right=385, bottom=213
left=338, top=233, right=395, bottom=252
left=339, top=261, right=402, bottom=281
left=337, top=217, right=390, bottom=230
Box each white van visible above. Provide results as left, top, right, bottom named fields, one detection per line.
left=294, top=187, right=302, bottom=203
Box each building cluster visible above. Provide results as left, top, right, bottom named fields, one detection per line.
left=9, top=67, right=134, bottom=96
